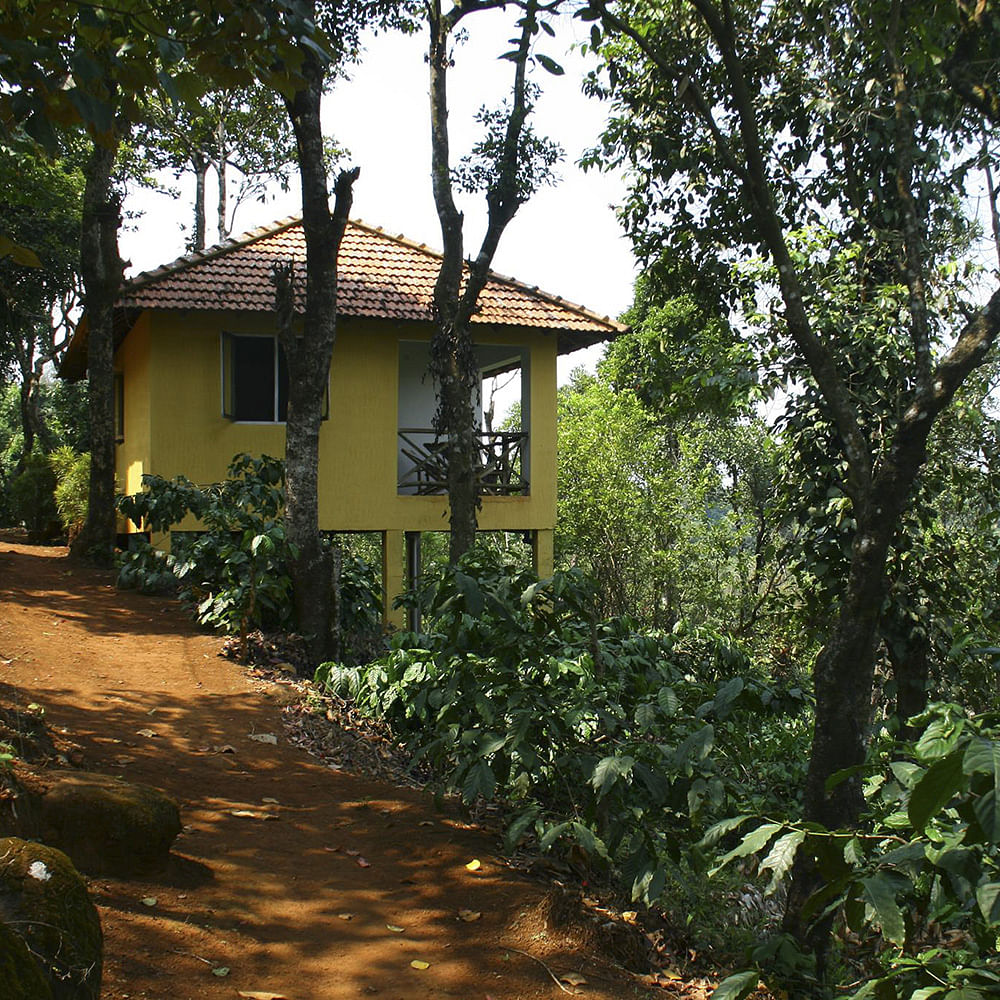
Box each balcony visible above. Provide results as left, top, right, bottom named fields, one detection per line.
left=397, top=429, right=529, bottom=496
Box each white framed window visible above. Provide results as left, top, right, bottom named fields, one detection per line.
left=221, top=332, right=288, bottom=422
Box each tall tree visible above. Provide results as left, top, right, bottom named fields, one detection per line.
left=0, top=140, right=83, bottom=470
left=427, top=0, right=562, bottom=561
left=580, top=0, right=1000, bottom=942
left=0, top=0, right=325, bottom=562
left=140, top=84, right=299, bottom=251
left=273, top=0, right=411, bottom=661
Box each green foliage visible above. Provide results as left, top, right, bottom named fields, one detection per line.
left=117, top=454, right=383, bottom=659
left=556, top=368, right=797, bottom=669
left=6, top=453, right=58, bottom=540
left=709, top=706, right=1000, bottom=998
left=49, top=447, right=89, bottom=538
left=452, top=84, right=563, bottom=201
left=118, top=454, right=294, bottom=638
left=317, top=553, right=808, bottom=906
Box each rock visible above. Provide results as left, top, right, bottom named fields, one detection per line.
left=262, top=681, right=300, bottom=706
left=0, top=837, right=101, bottom=1000
left=39, top=771, right=181, bottom=876
left=0, top=918, right=55, bottom=999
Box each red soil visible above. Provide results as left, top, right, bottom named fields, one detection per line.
left=0, top=537, right=666, bottom=1000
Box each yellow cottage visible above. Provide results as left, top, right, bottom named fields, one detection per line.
left=61, top=216, right=621, bottom=625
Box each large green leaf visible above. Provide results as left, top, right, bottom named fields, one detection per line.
left=757, top=829, right=806, bottom=893
left=710, top=822, right=783, bottom=876
left=908, top=749, right=965, bottom=832
left=861, top=874, right=906, bottom=945
left=461, top=761, right=495, bottom=803
left=710, top=970, right=759, bottom=1000
left=964, top=738, right=1000, bottom=842
left=698, top=814, right=753, bottom=849
left=570, top=821, right=609, bottom=860
left=591, top=754, right=635, bottom=800
left=976, top=881, right=1000, bottom=924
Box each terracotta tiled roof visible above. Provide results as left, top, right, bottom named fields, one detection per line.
left=61, top=217, right=622, bottom=380
left=126, top=216, right=620, bottom=331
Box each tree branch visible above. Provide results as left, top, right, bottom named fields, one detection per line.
left=887, top=0, right=933, bottom=384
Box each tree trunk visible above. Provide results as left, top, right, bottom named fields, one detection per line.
left=886, top=630, right=930, bottom=741
left=216, top=117, right=228, bottom=241
left=193, top=152, right=207, bottom=252
left=72, top=137, right=124, bottom=565
left=426, top=0, right=538, bottom=564
left=279, top=16, right=358, bottom=663
left=427, top=4, right=480, bottom=563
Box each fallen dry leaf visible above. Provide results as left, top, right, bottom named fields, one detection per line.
left=457, top=909, right=481, bottom=922
left=356, top=857, right=371, bottom=868
left=560, top=972, right=588, bottom=986
left=464, top=859, right=481, bottom=872
left=211, top=966, right=229, bottom=977
left=386, top=924, right=405, bottom=933
left=136, top=728, right=157, bottom=738
left=141, top=897, right=157, bottom=907
left=230, top=809, right=278, bottom=821
left=345, top=849, right=361, bottom=857
left=261, top=797, right=280, bottom=804
left=248, top=733, right=278, bottom=745
left=410, top=960, right=430, bottom=970
left=336, top=913, right=354, bottom=921
left=237, top=992, right=290, bottom=1000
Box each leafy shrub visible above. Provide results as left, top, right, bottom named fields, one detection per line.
left=709, top=705, right=1000, bottom=999
left=6, top=453, right=59, bottom=540
left=316, top=552, right=808, bottom=905
left=118, top=454, right=293, bottom=645
left=49, top=447, right=89, bottom=540
left=118, top=454, right=383, bottom=660
left=332, top=548, right=384, bottom=664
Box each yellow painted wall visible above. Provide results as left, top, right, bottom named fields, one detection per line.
left=115, top=311, right=152, bottom=510
left=116, top=311, right=558, bottom=535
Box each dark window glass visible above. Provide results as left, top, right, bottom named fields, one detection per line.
left=224, top=333, right=321, bottom=423
left=277, top=343, right=288, bottom=422
left=233, top=336, right=275, bottom=421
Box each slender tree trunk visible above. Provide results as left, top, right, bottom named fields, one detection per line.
left=426, top=0, right=538, bottom=564
left=427, top=3, right=479, bottom=562
left=278, top=12, right=358, bottom=663
left=72, top=136, right=124, bottom=565
left=886, top=631, right=930, bottom=740
left=193, top=152, right=207, bottom=252
left=216, top=118, right=228, bottom=241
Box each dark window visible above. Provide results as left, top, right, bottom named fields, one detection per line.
left=222, top=332, right=326, bottom=422
left=222, top=333, right=285, bottom=422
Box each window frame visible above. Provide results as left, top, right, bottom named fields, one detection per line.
left=220, top=332, right=330, bottom=424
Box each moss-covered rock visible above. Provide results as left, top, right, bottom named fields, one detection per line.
left=40, top=771, right=181, bottom=876
left=0, top=918, right=55, bottom=999
left=0, top=838, right=101, bottom=1000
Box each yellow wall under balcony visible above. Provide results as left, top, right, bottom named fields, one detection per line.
left=114, top=311, right=558, bottom=536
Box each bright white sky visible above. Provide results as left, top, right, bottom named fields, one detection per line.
left=118, top=12, right=637, bottom=379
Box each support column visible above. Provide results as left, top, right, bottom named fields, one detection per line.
left=405, top=531, right=422, bottom=633
left=531, top=528, right=553, bottom=578
left=381, top=529, right=406, bottom=631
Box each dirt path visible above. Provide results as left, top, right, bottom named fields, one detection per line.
left=0, top=539, right=660, bottom=1000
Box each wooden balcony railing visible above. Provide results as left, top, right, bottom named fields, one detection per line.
left=398, top=428, right=529, bottom=496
